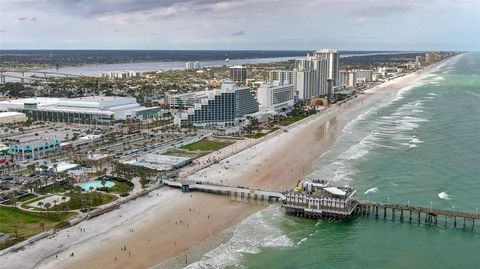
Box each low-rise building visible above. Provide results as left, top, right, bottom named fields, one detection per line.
left=121, top=153, right=191, bottom=171
left=100, top=71, right=142, bottom=79
left=0, top=112, right=28, bottom=124
left=339, top=70, right=373, bottom=87
left=0, top=96, right=161, bottom=125
left=284, top=180, right=358, bottom=220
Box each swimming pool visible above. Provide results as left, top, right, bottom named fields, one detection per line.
left=79, top=180, right=115, bottom=191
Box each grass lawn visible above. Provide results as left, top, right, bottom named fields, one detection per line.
left=38, top=185, right=69, bottom=195
left=59, top=192, right=118, bottom=210
left=17, top=193, right=37, bottom=203
left=181, top=139, right=234, bottom=152
left=107, top=180, right=134, bottom=194
left=276, top=114, right=311, bottom=126
left=164, top=149, right=202, bottom=158
left=246, top=132, right=270, bottom=139
left=21, top=195, right=52, bottom=209
left=0, top=206, right=75, bottom=250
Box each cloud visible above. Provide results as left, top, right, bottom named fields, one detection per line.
left=1, top=0, right=478, bottom=50
left=231, top=30, right=245, bottom=36
left=45, top=0, right=240, bottom=17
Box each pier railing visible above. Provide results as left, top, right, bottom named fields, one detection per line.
left=357, top=200, right=480, bottom=229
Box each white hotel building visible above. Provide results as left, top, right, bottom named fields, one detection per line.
left=257, top=82, right=295, bottom=112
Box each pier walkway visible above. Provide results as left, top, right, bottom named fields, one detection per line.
left=164, top=179, right=285, bottom=202
left=357, top=201, right=480, bottom=229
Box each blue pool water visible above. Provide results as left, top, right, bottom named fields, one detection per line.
left=79, top=180, right=115, bottom=191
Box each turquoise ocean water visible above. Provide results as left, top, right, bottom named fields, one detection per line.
left=187, top=53, right=480, bottom=269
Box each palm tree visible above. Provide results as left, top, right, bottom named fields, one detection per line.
left=44, top=202, right=51, bottom=213
left=37, top=201, right=44, bottom=213
left=53, top=163, right=58, bottom=175
left=100, top=178, right=107, bottom=189
left=61, top=196, right=68, bottom=212
left=9, top=193, right=17, bottom=206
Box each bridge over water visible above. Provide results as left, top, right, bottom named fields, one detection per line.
left=0, top=69, right=80, bottom=84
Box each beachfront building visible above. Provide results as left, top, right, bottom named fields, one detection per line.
left=377, top=67, right=397, bottom=78
left=229, top=65, right=248, bottom=85
left=0, top=96, right=161, bottom=125
left=185, top=61, right=201, bottom=70
left=339, top=70, right=373, bottom=87
left=295, top=68, right=316, bottom=100
left=269, top=70, right=296, bottom=85
left=257, top=82, right=295, bottom=112
left=284, top=180, right=358, bottom=220
left=174, top=80, right=259, bottom=127
left=295, top=49, right=339, bottom=100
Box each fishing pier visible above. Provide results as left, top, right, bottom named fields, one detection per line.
left=356, top=201, right=479, bottom=229
left=163, top=179, right=479, bottom=229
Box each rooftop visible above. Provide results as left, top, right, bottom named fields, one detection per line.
left=0, top=111, right=25, bottom=118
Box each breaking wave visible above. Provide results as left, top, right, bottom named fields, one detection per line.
left=185, top=205, right=293, bottom=269
left=438, top=192, right=452, bottom=200
left=364, top=187, right=379, bottom=195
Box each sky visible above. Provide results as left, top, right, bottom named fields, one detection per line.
left=0, top=0, right=479, bottom=50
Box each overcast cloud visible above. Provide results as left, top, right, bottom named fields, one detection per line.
left=0, top=0, right=478, bottom=50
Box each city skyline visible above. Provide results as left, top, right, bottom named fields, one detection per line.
left=1, top=0, right=478, bottom=51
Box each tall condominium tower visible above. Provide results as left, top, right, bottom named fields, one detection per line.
left=229, top=65, right=248, bottom=85
left=295, top=49, right=339, bottom=100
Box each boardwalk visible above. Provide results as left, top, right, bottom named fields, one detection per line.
left=164, top=179, right=285, bottom=202
left=357, top=200, right=480, bottom=229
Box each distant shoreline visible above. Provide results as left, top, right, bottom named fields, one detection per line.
left=0, top=50, right=423, bottom=72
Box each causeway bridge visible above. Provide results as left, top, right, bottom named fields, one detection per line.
left=164, top=179, right=285, bottom=202
left=0, top=69, right=80, bottom=84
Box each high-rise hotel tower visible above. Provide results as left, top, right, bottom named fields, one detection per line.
left=295, top=49, right=339, bottom=100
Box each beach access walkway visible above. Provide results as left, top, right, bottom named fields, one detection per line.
left=164, top=179, right=285, bottom=202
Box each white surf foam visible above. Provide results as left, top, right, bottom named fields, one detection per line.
left=409, top=137, right=423, bottom=144
left=185, top=205, right=293, bottom=269
left=438, top=192, right=452, bottom=200
left=364, top=187, right=379, bottom=195
left=297, top=237, right=308, bottom=245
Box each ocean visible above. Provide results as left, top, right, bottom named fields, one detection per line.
left=186, top=52, right=480, bottom=268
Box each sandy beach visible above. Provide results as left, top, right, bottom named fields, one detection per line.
left=0, top=59, right=452, bottom=269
